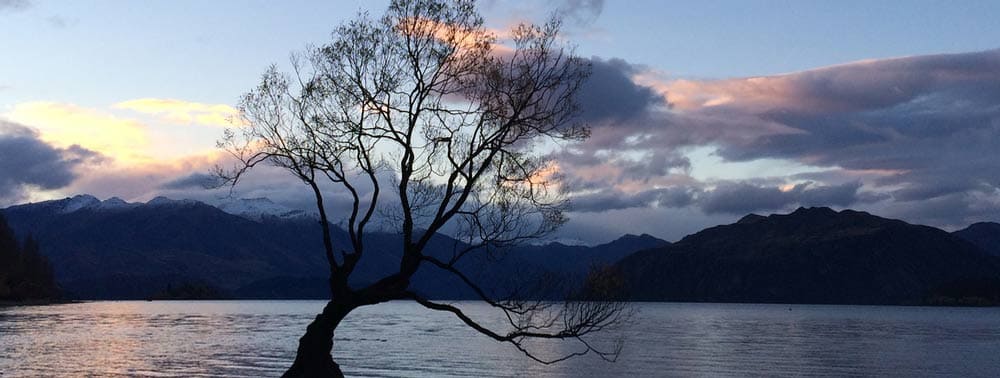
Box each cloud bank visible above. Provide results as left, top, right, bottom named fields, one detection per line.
left=550, top=49, right=1000, bottom=233
left=0, top=121, right=104, bottom=204
left=5, top=49, right=1000, bottom=243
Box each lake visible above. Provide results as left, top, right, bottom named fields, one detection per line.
left=2, top=301, right=1000, bottom=377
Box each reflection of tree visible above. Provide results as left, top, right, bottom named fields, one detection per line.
left=219, top=0, right=629, bottom=376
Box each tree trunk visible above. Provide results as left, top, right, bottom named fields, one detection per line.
left=283, top=300, right=354, bottom=378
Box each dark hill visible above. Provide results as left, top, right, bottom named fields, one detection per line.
left=616, top=207, right=1000, bottom=305
left=954, top=222, right=1000, bottom=257
left=1, top=195, right=665, bottom=300
left=501, top=234, right=669, bottom=277
left=2, top=196, right=331, bottom=298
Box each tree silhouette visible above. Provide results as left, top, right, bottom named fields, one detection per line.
left=0, top=213, right=59, bottom=300
left=219, top=1, right=628, bottom=376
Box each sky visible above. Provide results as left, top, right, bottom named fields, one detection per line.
left=2, top=0, right=1000, bottom=244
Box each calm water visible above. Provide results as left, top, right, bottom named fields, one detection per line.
left=2, top=301, right=1000, bottom=377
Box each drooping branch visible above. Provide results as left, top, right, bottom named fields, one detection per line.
left=406, top=291, right=627, bottom=364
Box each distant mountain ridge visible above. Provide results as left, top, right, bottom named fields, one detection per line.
left=954, top=222, right=1000, bottom=257
left=6, top=196, right=999, bottom=305
left=13, top=194, right=316, bottom=222
left=0, top=195, right=666, bottom=300
left=215, top=197, right=318, bottom=222
left=3, top=195, right=326, bottom=298
left=616, top=207, right=1000, bottom=305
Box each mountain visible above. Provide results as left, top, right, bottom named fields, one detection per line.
left=510, top=233, right=669, bottom=277
left=0, top=195, right=659, bottom=300
left=954, top=222, right=1000, bottom=257
left=2, top=195, right=332, bottom=298
left=216, top=197, right=317, bottom=222
left=616, top=207, right=1000, bottom=305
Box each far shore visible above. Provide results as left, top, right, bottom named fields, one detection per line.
left=0, top=299, right=78, bottom=307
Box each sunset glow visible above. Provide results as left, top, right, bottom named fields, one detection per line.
left=2, top=0, right=999, bottom=242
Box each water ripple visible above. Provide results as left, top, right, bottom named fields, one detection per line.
left=1, top=301, right=999, bottom=377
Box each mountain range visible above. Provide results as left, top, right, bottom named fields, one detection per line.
left=616, top=208, right=1000, bottom=305
left=2, top=195, right=999, bottom=305
left=0, top=195, right=667, bottom=299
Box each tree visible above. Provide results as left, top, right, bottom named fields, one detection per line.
left=219, top=1, right=629, bottom=376
left=0, top=213, right=17, bottom=298
left=0, top=213, right=59, bottom=300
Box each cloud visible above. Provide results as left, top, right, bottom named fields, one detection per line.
left=0, top=0, right=30, bottom=12
left=659, top=50, right=1000, bottom=114
left=6, top=102, right=150, bottom=163
left=45, top=15, right=73, bottom=28
left=0, top=120, right=104, bottom=204
left=569, top=186, right=697, bottom=213
left=160, top=172, right=224, bottom=190
left=61, top=150, right=230, bottom=202
left=699, top=181, right=875, bottom=215
left=576, top=57, right=661, bottom=123
left=114, top=98, right=241, bottom=127
left=695, top=50, right=1000, bottom=222
left=882, top=190, right=1000, bottom=230
left=556, top=0, right=603, bottom=26
left=551, top=49, right=1000, bottom=227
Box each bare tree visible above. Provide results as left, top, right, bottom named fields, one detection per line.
left=218, top=0, right=629, bottom=376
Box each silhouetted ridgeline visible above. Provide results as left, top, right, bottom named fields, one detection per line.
left=4, top=196, right=1000, bottom=305
left=0, top=212, right=59, bottom=301
left=954, top=222, right=1000, bottom=257
left=616, top=207, right=1000, bottom=305
left=0, top=195, right=667, bottom=300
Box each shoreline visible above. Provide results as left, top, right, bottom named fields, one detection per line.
left=0, top=299, right=78, bottom=307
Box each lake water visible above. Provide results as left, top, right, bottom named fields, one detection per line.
left=2, top=301, right=1000, bottom=377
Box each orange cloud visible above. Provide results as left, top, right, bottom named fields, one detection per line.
left=396, top=16, right=515, bottom=56
left=633, top=55, right=937, bottom=114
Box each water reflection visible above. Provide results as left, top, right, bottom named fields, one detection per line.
left=1, top=301, right=1000, bottom=377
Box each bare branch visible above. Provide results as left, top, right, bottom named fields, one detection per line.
left=406, top=291, right=628, bottom=364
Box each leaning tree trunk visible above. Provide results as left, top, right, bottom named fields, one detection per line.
left=283, top=300, right=354, bottom=378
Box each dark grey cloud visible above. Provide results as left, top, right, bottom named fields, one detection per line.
left=699, top=183, right=791, bottom=215
left=699, top=181, right=875, bottom=215
left=557, top=49, right=999, bottom=226
left=0, top=121, right=104, bottom=203
left=565, top=180, right=879, bottom=215
left=569, top=186, right=697, bottom=213
left=576, top=57, right=661, bottom=124
left=532, top=49, right=1000, bottom=233
left=160, top=172, right=224, bottom=190
left=883, top=191, right=1000, bottom=230
left=550, top=148, right=691, bottom=194
left=702, top=51, right=1000, bottom=223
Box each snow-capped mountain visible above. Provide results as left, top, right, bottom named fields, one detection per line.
left=215, top=197, right=317, bottom=222
left=59, top=194, right=101, bottom=213
left=52, top=194, right=141, bottom=213
left=18, top=194, right=316, bottom=223
left=146, top=196, right=202, bottom=207
left=30, top=194, right=199, bottom=214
